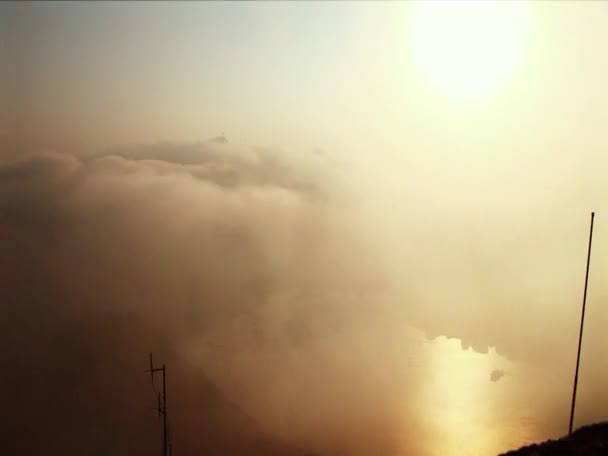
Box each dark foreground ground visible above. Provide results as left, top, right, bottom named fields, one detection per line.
left=500, top=423, right=608, bottom=456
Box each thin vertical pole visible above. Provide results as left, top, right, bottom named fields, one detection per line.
left=162, top=365, right=167, bottom=456
left=147, top=355, right=170, bottom=456
left=569, top=211, right=595, bottom=435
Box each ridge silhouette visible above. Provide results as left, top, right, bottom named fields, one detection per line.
left=500, top=422, right=608, bottom=456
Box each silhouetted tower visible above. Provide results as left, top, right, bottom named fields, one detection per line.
left=569, top=212, right=595, bottom=435
left=147, top=353, right=169, bottom=456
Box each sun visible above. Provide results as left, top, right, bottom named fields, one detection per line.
left=409, top=1, right=530, bottom=102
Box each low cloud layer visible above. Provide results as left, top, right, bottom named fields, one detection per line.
left=1, top=143, right=414, bottom=455
left=1, top=140, right=607, bottom=455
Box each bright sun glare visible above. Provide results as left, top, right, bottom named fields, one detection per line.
left=409, top=1, right=530, bottom=101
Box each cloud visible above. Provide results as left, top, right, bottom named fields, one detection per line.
left=2, top=138, right=607, bottom=455
left=490, top=369, right=505, bottom=382
left=102, top=140, right=329, bottom=195
left=0, top=143, right=415, bottom=456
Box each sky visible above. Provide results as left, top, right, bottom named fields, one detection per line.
left=4, top=1, right=606, bottom=154
left=1, top=2, right=608, bottom=456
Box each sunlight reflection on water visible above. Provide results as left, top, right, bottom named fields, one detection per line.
left=405, top=333, right=569, bottom=456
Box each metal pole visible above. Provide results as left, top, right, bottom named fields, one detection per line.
left=147, top=355, right=170, bottom=456
left=163, top=364, right=167, bottom=456
left=568, top=211, right=595, bottom=435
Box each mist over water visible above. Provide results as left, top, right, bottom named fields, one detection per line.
left=1, top=141, right=607, bottom=456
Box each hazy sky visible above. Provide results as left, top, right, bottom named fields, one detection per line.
left=2, top=2, right=608, bottom=455
left=3, top=1, right=607, bottom=155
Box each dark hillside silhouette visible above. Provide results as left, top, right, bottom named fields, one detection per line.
left=500, top=423, right=608, bottom=456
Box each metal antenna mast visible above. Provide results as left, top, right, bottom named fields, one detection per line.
left=147, top=353, right=169, bottom=456
left=568, top=212, right=595, bottom=435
